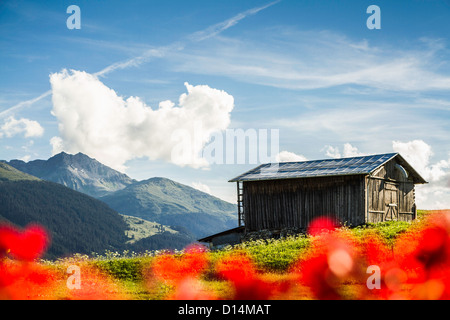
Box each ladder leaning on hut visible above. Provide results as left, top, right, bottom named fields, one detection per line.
left=237, top=181, right=244, bottom=227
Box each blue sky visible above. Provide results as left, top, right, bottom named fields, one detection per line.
left=1, top=0, right=450, bottom=209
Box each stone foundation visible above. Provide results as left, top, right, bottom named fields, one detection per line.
left=241, top=227, right=306, bottom=242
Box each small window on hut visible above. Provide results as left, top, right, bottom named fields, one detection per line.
left=395, top=164, right=408, bottom=179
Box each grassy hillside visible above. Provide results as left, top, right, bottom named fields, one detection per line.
left=122, top=214, right=196, bottom=251
left=0, top=162, right=40, bottom=182
left=121, top=214, right=180, bottom=244
left=100, top=177, right=238, bottom=238
left=0, top=179, right=129, bottom=258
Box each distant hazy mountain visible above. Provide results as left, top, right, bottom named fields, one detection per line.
left=100, top=177, right=238, bottom=238
left=5, top=152, right=238, bottom=240
left=0, top=162, right=129, bottom=258
left=0, top=163, right=195, bottom=258
left=6, top=152, right=135, bottom=198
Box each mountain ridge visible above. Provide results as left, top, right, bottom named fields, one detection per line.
left=0, top=162, right=195, bottom=258
left=4, top=152, right=238, bottom=239
left=5, top=152, right=136, bottom=198
left=0, top=164, right=129, bottom=258
left=100, top=176, right=237, bottom=238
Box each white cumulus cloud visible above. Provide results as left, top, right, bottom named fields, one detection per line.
left=324, top=143, right=366, bottom=159
left=392, top=140, right=450, bottom=209
left=275, top=151, right=307, bottom=162
left=49, top=69, right=234, bottom=172
left=0, top=116, right=44, bottom=138
left=392, top=140, right=450, bottom=183
left=191, top=182, right=212, bottom=195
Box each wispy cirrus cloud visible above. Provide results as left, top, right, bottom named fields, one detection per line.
left=275, top=97, right=450, bottom=145
left=94, top=0, right=281, bottom=77
left=171, top=29, right=450, bottom=92
left=187, top=0, right=281, bottom=43
left=0, top=0, right=280, bottom=119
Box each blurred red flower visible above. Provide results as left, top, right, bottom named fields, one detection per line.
left=307, top=216, right=338, bottom=236
left=0, top=223, right=56, bottom=299
left=65, top=264, right=130, bottom=300
left=0, top=259, right=59, bottom=300
left=168, top=277, right=217, bottom=300
left=0, top=224, right=49, bottom=261
left=152, top=245, right=209, bottom=285
left=215, top=252, right=290, bottom=300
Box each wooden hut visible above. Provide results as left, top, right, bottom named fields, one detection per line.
left=229, top=153, right=427, bottom=233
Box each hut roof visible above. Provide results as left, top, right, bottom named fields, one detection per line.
left=229, top=153, right=427, bottom=184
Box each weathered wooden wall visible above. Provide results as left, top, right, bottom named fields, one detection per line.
left=242, top=158, right=418, bottom=231
left=243, top=175, right=366, bottom=232
left=366, top=158, right=415, bottom=223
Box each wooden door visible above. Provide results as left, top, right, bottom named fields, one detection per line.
left=384, top=183, right=398, bottom=221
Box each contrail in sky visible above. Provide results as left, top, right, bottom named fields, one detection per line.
left=94, top=0, right=281, bottom=76
left=0, top=90, right=51, bottom=119
left=0, top=0, right=281, bottom=119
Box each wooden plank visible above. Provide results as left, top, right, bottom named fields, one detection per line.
left=242, top=173, right=412, bottom=231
